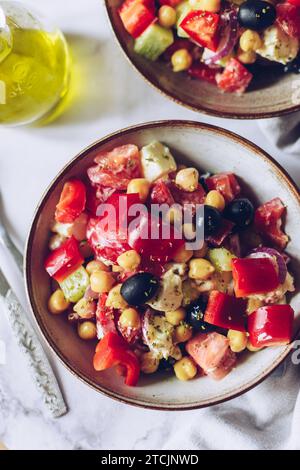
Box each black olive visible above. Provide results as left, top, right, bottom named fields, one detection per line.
left=199, top=172, right=211, bottom=192
left=238, top=0, right=276, bottom=31
left=186, top=298, right=212, bottom=332
left=203, top=205, right=222, bottom=236
left=284, top=56, right=300, bottom=74
left=159, top=357, right=176, bottom=371
left=120, top=272, right=159, bottom=306
left=224, top=198, right=254, bottom=230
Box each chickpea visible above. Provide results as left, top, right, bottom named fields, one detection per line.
left=237, top=49, right=257, bottom=65
left=240, top=30, right=262, bottom=52
left=174, top=323, right=193, bottom=343
left=127, top=178, right=150, bottom=203
left=192, top=0, right=221, bottom=12
left=247, top=340, right=263, bottom=352
left=106, top=284, right=128, bottom=310
left=141, top=352, right=160, bottom=374
left=117, top=250, right=141, bottom=271
left=119, top=308, right=141, bottom=330
left=189, top=258, right=215, bottom=280
left=74, top=298, right=95, bottom=319
left=166, top=206, right=183, bottom=225
left=205, top=190, right=225, bottom=211
left=48, top=289, right=70, bottom=315
left=78, top=321, right=97, bottom=340
left=171, top=345, right=183, bottom=361
left=86, top=260, right=109, bottom=275
left=90, top=271, right=115, bottom=293
left=158, top=5, right=176, bottom=28
left=183, top=223, right=196, bottom=241
left=228, top=330, right=248, bottom=353
left=171, top=49, right=193, bottom=72
left=193, top=242, right=208, bottom=259
left=173, top=246, right=194, bottom=263
left=175, top=167, right=199, bottom=192
left=174, top=357, right=197, bottom=381
left=165, top=308, right=186, bottom=326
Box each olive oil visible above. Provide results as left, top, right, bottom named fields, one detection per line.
left=0, top=5, right=70, bottom=125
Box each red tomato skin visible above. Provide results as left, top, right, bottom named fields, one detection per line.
left=247, top=305, right=294, bottom=348
left=205, top=219, right=234, bottom=247
left=254, top=198, right=288, bottom=249
left=204, top=290, right=247, bottom=332
left=87, top=144, right=141, bottom=190
left=180, top=10, right=220, bottom=51
left=128, top=211, right=184, bottom=263
left=188, top=62, right=220, bottom=84
left=169, top=182, right=206, bottom=215
left=44, top=236, right=84, bottom=282
left=118, top=0, right=156, bottom=38
left=55, top=179, right=86, bottom=224
left=276, top=3, right=300, bottom=38
left=206, top=173, right=240, bottom=203
left=159, top=0, right=182, bottom=6
left=186, top=332, right=236, bottom=380
left=288, top=0, right=300, bottom=6
left=93, top=332, right=140, bottom=386
left=87, top=193, right=141, bottom=262
left=150, top=181, right=175, bottom=206
left=216, top=58, right=253, bottom=94
left=232, top=258, right=280, bottom=298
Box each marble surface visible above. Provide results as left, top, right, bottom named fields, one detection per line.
left=0, top=0, right=300, bottom=451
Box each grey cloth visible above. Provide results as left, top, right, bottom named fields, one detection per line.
left=259, top=113, right=300, bottom=156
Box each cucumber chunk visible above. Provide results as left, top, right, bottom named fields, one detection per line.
left=208, top=248, right=235, bottom=272
left=134, top=24, right=174, bottom=61
left=141, top=141, right=177, bottom=182
left=60, top=266, right=90, bottom=303
left=176, top=1, right=192, bottom=38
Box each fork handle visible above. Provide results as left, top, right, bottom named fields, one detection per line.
left=1, top=289, right=68, bottom=418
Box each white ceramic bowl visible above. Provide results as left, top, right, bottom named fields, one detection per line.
left=25, top=121, right=300, bottom=410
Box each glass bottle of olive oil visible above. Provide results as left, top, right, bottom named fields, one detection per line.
left=0, top=1, right=70, bottom=126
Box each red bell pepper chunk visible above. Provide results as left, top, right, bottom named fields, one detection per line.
left=188, top=62, right=220, bottom=84
left=180, top=10, right=220, bottom=51
left=206, top=173, right=240, bottom=203
left=55, top=179, right=86, bottom=224
left=248, top=305, right=294, bottom=348
left=86, top=193, right=141, bottom=262
left=118, top=0, right=156, bottom=39
left=232, top=258, right=280, bottom=298
left=44, top=236, right=84, bottom=282
left=254, top=198, right=288, bottom=250
left=93, top=332, right=140, bottom=386
left=204, top=290, right=247, bottom=332
left=216, top=58, right=253, bottom=94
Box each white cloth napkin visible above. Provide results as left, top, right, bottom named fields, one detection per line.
left=163, top=360, right=300, bottom=450
left=259, top=113, right=300, bottom=156
left=164, top=116, right=300, bottom=451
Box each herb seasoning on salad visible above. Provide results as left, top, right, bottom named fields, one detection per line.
left=45, top=141, right=295, bottom=386
left=117, top=0, right=300, bottom=94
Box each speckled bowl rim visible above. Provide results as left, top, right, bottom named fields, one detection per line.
left=104, top=0, right=300, bottom=120
left=25, top=120, right=300, bottom=410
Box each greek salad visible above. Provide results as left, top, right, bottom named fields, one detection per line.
left=45, top=141, right=295, bottom=386
left=117, top=0, right=300, bottom=94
